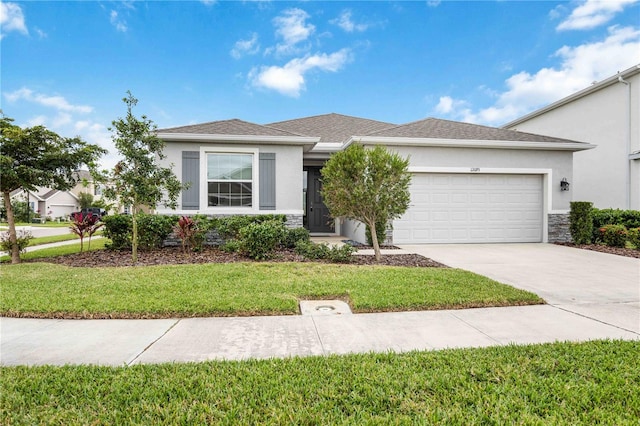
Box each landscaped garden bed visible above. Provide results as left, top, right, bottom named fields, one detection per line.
left=556, top=242, right=640, bottom=259
left=31, top=246, right=446, bottom=268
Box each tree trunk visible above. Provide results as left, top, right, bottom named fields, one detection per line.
left=131, top=205, right=138, bottom=264
left=368, top=219, right=382, bottom=262
left=2, top=191, right=21, bottom=264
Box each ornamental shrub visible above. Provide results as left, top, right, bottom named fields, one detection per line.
left=102, top=214, right=132, bottom=250
left=103, top=213, right=176, bottom=251
left=0, top=230, right=33, bottom=254
left=220, top=239, right=241, bottom=253
left=136, top=213, right=176, bottom=250
left=599, top=224, right=628, bottom=248
left=626, top=227, right=640, bottom=250
left=592, top=208, right=640, bottom=242
left=294, top=240, right=354, bottom=263
left=282, top=227, right=310, bottom=248
left=238, top=220, right=286, bottom=260
left=217, top=215, right=287, bottom=240
left=569, top=201, right=593, bottom=244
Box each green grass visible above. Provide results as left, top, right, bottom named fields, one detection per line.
left=0, top=239, right=107, bottom=263
left=1, top=259, right=542, bottom=318
left=1, top=340, right=637, bottom=424
left=0, top=221, right=71, bottom=228
left=28, top=232, right=77, bottom=246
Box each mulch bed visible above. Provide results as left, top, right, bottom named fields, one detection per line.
left=555, top=243, right=640, bottom=259
left=32, top=246, right=448, bottom=268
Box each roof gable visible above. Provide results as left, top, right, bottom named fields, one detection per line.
left=268, top=113, right=396, bottom=143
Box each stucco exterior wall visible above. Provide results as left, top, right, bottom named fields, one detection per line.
left=381, top=145, right=574, bottom=211
left=506, top=72, right=640, bottom=210
left=157, top=141, right=304, bottom=215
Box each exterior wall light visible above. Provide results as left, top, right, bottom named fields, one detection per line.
left=560, top=177, right=570, bottom=191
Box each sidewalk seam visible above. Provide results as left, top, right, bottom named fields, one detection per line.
left=310, top=316, right=327, bottom=355
left=127, top=319, right=181, bottom=366
left=449, top=312, right=502, bottom=345
left=549, top=304, right=640, bottom=336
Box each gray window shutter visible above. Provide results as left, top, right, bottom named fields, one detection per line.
left=259, top=153, right=276, bottom=210
left=182, top=151, right=199, bottom=210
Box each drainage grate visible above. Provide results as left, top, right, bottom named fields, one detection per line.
left=299, top=300, right=352, bottom=316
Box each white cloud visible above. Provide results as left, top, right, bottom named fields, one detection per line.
left=110, top=10, right=127, bottom=33
left=557, top=0, right=638, bottom=31
left=435, top=96, right=469, bottom=115
left=4, top=88, right=94, bottom=113
left=427, top=1, right=441, bottom=7
left=231, top=32, right=260, bottom=59
left=331, top=10, right=368, bottom=33
left=270, top=8, right=315, bottom=56
left=434, top=25, right=640, bottom=125
left=249, top=48, right=352, bottom=97
left=0, top=2, right=28, bottom=38
left=200, top=0, right=217, bottom=5
left=4, top=87, right=118, bottom=170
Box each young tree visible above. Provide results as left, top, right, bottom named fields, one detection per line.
left=78, top=192, right=94, bottom=209
left=0, top=115, right=106, bottom=264
left=321, top=143, right=411, bottom=261
left=104, top=92, right=183, bottom=263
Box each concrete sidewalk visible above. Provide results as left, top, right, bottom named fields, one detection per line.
left=1, top=243, right=638, bottom=366
left=2, top=304, right=637, bottom=366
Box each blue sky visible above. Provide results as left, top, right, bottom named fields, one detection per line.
left=2, top=0, right=639, bottom=169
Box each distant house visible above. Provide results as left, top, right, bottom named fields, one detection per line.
left=504, top=64, right=640, bottom=210
left=10, top=187, right=79, bottom=221
left=156, top=113, right=593, bottom=244
left=8, top=170, right=114, bottom=221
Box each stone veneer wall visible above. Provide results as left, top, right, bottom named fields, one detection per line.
left=548, top=213, right=572, bottom=243
left=163, top=213, right=304, bottom=247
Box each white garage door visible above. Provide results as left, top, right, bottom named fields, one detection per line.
left=394, top=173, right=543, bottom=244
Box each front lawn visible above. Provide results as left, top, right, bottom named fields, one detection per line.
left=1, top=340, right=637, bottom=424
left=1, top=261, right=542, bottom=318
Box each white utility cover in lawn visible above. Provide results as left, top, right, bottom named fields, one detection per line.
left=394, top=173, right=543, bottom=244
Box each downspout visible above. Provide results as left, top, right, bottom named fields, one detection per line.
left=618, top=74, right=631, bottom=209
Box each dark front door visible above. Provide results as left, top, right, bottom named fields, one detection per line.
left=306, top=168, right=334, bottom=233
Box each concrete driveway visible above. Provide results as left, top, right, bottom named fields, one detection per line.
left=399, top=243, right=640, bottom=333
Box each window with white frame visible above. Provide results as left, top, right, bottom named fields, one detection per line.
left=207, top=153, right=253, bottom=207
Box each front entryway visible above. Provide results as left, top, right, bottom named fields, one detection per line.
left=305, top=168, right=334, bottom=233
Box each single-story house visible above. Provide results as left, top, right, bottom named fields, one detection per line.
left=156, top=114, right=594, bottom=244
left=504, top=64, right=640, bottom=210
left=9, top=187, right=79, bottom=221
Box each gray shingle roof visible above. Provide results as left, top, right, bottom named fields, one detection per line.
left=267, top=113, right=396, bottom=143
left=367, top=118, right=582, bottom=143
left=158, top=119, right=304, bottom=137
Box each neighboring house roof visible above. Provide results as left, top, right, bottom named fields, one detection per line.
left=267, top=113, right=396, bottom=143
left=74, top=170, right=93, bottom=182
left=365, top=117, right=583, bottom=144
left=158, top=119, right=304, bottom=137
left=41, top=189, right=60, bottom=199
left=504, top=63, right=640, bottom=128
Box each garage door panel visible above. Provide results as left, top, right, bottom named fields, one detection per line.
left=394, top=173, right=543, bottom=244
